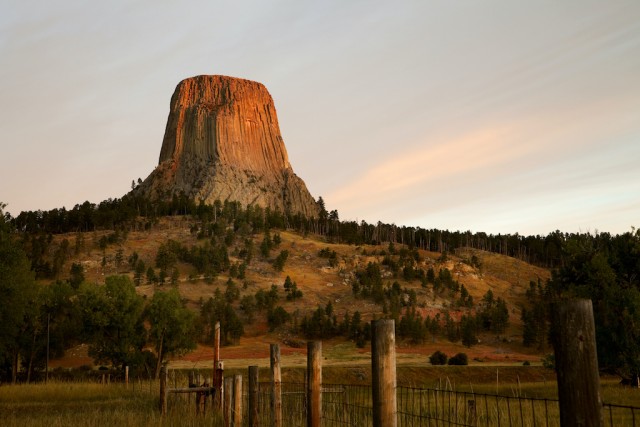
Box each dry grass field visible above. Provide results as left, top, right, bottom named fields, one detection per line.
left=2, top=373, right=640, bottom=427
left=0, top=380, right=222, bottom=427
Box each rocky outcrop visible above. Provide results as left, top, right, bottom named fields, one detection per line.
left=136, top=75, right=319, bottom=217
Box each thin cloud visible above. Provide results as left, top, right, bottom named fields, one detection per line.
left=327, top=124, right=533, bottom=210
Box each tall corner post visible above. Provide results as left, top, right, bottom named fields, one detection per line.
left=271, top=343, right=283, bottom=427
left=307, top=341, right=322, bottom=427
left=372, top=319, right=397, bottom=427
left=551, top=299, right=603, bottom=427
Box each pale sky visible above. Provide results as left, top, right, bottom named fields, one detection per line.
left=1, top=0, right=639, bottom=236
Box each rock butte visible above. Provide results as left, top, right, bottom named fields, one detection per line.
left=137, top=75, right=319, bottom=217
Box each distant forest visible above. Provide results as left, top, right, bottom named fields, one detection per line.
left=9, top=192, right=588, bottom=269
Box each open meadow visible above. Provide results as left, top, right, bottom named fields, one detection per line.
left=0, top=380, right=222, bottom=427
left=2, top=366, right=640, bottom=427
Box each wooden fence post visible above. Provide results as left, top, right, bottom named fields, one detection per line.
left=159, top=366, right=168, bottom=416
left=249, top=366, right=259, bottom=427
left=224, top=376, right=234, bottom=427
left=188, top=371, right=194, bottom=406
left=551, top=299, right=604, bottom=427
left=233, top=374, right=243, bottom=427
left=467, top=399, right=476, bottom=426
left=196, top=371, right=207, bottom=415
left=372, top=319, right=397, bottom=427
left=215, top=361, right=224, bottom=409
left=271, top=343, right=282, bottom=427
left=342, top=385, right=350, bottom=425
left=307, top=341, right=322, bottom=427
left=125, top=366, right=129, bottom=388
left=213, top=321, right=220, bottom=383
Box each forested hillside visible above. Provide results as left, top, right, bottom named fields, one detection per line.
left=1, top=198, right=637, bottom=383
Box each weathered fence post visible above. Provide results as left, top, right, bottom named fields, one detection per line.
left=125, top=366, right=129, bottom=388
left=216, top=360, right=224, bottom=409
left=233, top=374, right=243, bottom=427
left=196, top=373, right=208, bottom=415
left=372, top=319, right=397, bottom=427
left=270, top=343, right=282, bottom=427
left=188, top=371, right=194, bottom=406
left=213, top=321, right=222, bottom=409
left=307, top=341, right=322, bottom=427
left=467, top=399, right=476, bottom=426
left=159, top=366, right=168, bottom=416
left=249, top=365, right=259, bottom=427
left=551, top=299, right=603, bottom=427
left=342, top=385, right=350, bottom=425
left=224, top=376, right=234, bottom=427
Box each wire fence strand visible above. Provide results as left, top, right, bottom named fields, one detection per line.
left=163, top=372, right=640, bottom=426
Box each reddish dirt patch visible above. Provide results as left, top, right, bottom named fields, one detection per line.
left=177, top=337, right=306, bottom=364
left=49, top=344, right=93, bottom=368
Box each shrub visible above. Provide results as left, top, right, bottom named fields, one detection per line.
left=273, top=250, right=289, bottom=271
left=429, top=350, right=448, bottom=365
left=448, top=352, right=468, bottom=365
left=542, top=354, right=555, bottom=369
left=267, top=306, right=290, bottom=331
left=523, top=360, right=531, bottom=366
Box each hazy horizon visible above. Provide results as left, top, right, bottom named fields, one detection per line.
left=1, top=1, right=639, bottom=236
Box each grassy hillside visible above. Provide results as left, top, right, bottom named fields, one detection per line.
left=44, top=216, right=551, bottom=368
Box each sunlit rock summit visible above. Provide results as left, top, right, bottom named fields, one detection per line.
left=136, top=75, right=319, bottom=217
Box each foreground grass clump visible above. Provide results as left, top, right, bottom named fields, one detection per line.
left=0, top=381, right=223, bottom=427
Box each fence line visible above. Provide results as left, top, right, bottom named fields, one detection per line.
left=158, top=315, right=640, bottom=426
left=159, top=371, right=640, bottom=426
left=230, top=382, right=638, bottom=427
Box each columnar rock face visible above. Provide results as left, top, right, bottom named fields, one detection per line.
left=137, top=75, right=319, bottom=217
